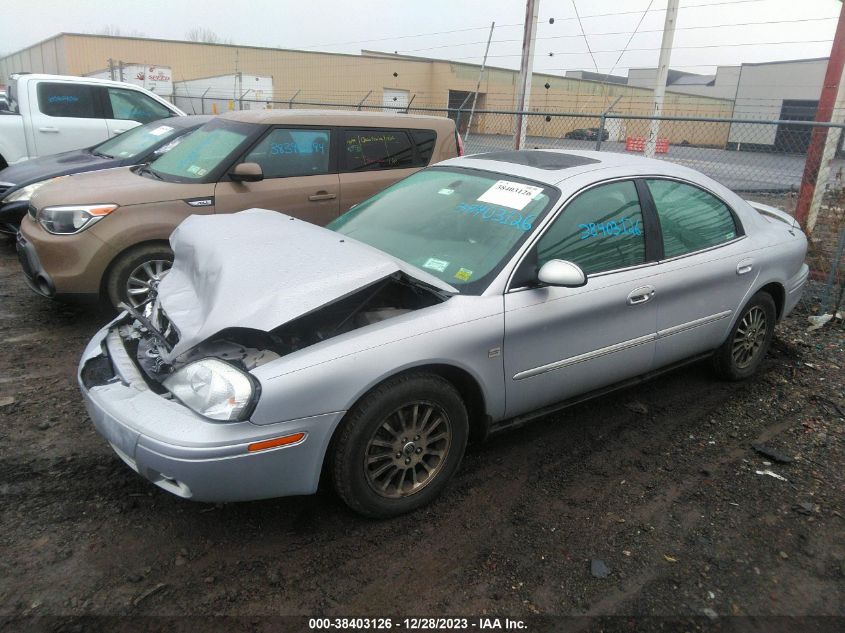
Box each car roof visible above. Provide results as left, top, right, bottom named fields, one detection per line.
left=220, top=108, right=455, bottom=129
left=165, top=114, right=215, bottom=128
left=438, top=149, right=701, bottom=187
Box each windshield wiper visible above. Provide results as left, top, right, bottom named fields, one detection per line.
left=138, top=165, right=164, bottom=180
left=92, top=150, right=113, bottom=158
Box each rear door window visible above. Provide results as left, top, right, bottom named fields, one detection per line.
left=645, top=179, right=739, bottom=258
left=411, top=130, right=437, bottom=165
left=37, top=82, right=101, bottom=118
left=242, top=128, right=332, bottom=178
left=343, top=129, right=415, bottom=171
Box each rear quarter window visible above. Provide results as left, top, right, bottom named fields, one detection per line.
left=343, top=129, right=417, bottom=171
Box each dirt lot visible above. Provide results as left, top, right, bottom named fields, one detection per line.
left=0, top=238, right=843, bottom=630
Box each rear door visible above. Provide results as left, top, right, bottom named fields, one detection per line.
left=337, top=128, right=432, bottom=211
left=103, top=86, right=176, bottom=138
left=213, top=126, right=340, bottom=225
left=28, top=81, right=109, bottom=156
left=640, top=178, right=756, bottom=368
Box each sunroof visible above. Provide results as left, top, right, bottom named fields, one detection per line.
left=471, top=150, right=601, bottom=170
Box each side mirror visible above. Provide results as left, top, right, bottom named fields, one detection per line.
left=537, top=259, right=586, bottom=287
left=229, top=162, right=264, bottom=183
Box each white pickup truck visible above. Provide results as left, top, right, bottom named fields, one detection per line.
left=0, top=73, right=185, bottom=169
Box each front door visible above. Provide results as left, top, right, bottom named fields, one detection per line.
left=213, top=127, right=340, bottom=225
left=503, top=180, right=659, bottom=418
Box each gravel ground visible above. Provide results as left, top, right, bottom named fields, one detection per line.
left=0, top=238, right=843, bottom=631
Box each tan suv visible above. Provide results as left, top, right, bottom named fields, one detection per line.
left=17, top=109, right=459, bottom=307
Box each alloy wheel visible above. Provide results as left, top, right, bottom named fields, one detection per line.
left=731, top=306, right=768, bottom=369
left=364, top=401, right=452, bottom=499
left=126, top=259, right=172, bottom=308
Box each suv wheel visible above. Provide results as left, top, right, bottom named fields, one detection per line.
left=105, top=244, right=174, bottom=309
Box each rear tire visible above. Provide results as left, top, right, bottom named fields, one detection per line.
left=713, top=291, right=776, bottom=381
left=105, top=244, right=173, bottom=309
left=332, top=372, right=468, bottom=518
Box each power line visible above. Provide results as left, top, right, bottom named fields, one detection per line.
left=292, top=0, right=769, bottom=54
left=435, top=39, right=834, bottom=61
left=395, top=17, right=837, bottom=54
left=571, top=0, right=600, bottom=74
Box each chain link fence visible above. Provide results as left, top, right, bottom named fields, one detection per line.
left=180, top=96, right=845, bottom=311
left=188, top=95, right=845, bottom=196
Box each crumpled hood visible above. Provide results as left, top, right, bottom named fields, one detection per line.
left=159, top=209, right=457, bottom=361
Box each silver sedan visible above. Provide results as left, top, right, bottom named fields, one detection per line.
left=79, top=150, right=808, bottom=517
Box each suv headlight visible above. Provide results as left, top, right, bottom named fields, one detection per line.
left=2, top=179, right=50, bottom=203
left=39, top=204, right=117, bottom=234
left=163, top=358, right=256, bottom=421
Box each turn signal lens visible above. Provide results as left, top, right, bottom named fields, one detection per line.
left=247, top=433, right=306, bottom=452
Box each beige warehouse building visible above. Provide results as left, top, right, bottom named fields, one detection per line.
left=0, top=32, right=735, bottom=144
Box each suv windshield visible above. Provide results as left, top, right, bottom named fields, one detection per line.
left=93, top=121, right=186, bottom=159
left=329, top=167, right=558, bottom=294
left=148, top=118, right=259, bottom=182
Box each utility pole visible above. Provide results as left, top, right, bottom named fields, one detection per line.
left=645, top=0, right=679, bottom=158
left=795, top=1, right=845, bottom=231
left=465, top=21, right=495, bottom=143
left=514, top=0, right=540, bottom=150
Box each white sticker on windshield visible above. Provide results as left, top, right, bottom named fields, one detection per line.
left=423, top=258, right=449, bottom=272
left=149, top=125, right=174, bottom=136
left=437, top=188, right=455, bottom=195
left=477, top=180, right=544, bottom=211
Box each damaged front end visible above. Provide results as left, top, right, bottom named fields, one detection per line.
left=108, top=270, right=447, bottom=421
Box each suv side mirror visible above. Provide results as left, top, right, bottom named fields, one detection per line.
left=537, top=259, right=586, bottom=287
left=229, top=162, right=264, bottom=183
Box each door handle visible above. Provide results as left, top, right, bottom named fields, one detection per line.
left=627, top=285, right=655, bottom=305
left=308, top=191, right=337, bottom=202
left=38, top=127, right=59, bottom=133
left=736, top=259, right=754, bottom=275
left=113, top=128, right=127, bottom=134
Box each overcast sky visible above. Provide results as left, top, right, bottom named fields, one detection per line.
left=3, top=0, right=841, bottom=77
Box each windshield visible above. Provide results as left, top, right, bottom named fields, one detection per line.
left=93, top=121, right=186, bottom=159
left=329, top=167, right=559, bottom=294
left=148, top=119, right=258, bottom=182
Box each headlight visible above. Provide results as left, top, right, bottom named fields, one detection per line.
left=163, top=358, right=256, bottom=421
left=2, top=179, right=50, bottom=203
left=38, top=204, right=117, bottom=234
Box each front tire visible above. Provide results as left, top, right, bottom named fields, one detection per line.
left=332, top=373, right=469, bottom=518
left=713, top=291, right=776, bottom=380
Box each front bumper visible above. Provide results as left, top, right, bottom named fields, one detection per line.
left=79, top=324, right=346, bottom=502
left=16, top=231, right=56, bottom=298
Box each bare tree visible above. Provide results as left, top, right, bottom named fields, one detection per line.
left=185, top=28, right=232, bottom=44
left=94, top=25, right=145, bottom=37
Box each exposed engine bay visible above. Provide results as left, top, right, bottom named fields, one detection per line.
left=118, top=272, right=448, bottom=388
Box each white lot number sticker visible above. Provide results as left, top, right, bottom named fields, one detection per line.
left=149, top=125, right=174, bottom=136
left=423, top=258, right=449, bottom=272
left=477, top=180, right=544, bottom=211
